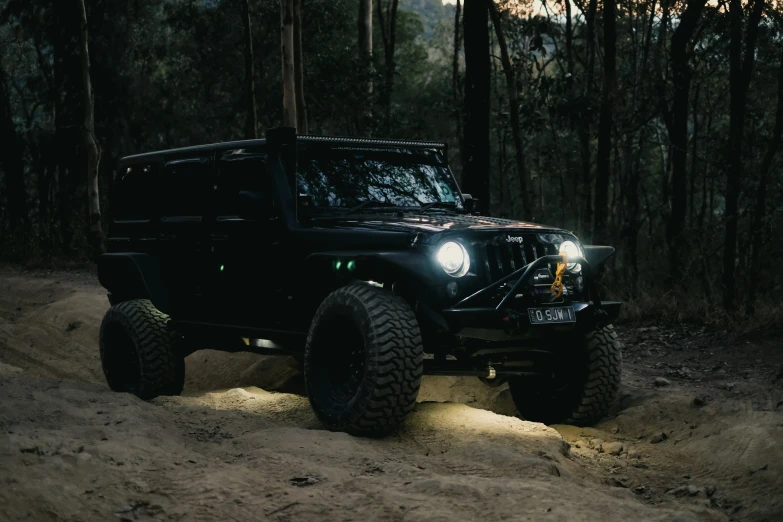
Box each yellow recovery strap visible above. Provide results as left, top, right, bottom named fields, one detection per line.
left=550, top=253, right=567, bottom=299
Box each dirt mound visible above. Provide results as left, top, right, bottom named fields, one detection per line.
left=1, top=373, right=703, bottom=522
left=1, top=265, right=781, bottom=521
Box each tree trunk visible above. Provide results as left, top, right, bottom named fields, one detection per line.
left=77, top=0, right=104, bottom=259
left=665, top=0, right=706, bottom=283
left=358, top=0, right=373, bottom=133
left=241, top=0, right=258, bottom=139
left=593, top=0, right=615, bottom=244
left=689, top=85, right=700, bottom=225
left=294, top=0, right=307, bottom=133
left=623, top=131, right=643, bottom=294
left=746, top=45, right=783, bottom=316
left=452, top=0, right=465, bottom=178
left=462, top=0, right=491, bottom=212
left=487, top=0, right=531, bottom=220
left=723, top=0, right=765, bottom=312
left=0, top=62, right=29, bottom=243
left=564, top=0, right=573, bottom=79
left=280, top=0, right=297, bottom=128
left=578, top=0, right=597, bottom=239
left=378, top=0, right=399, bottom=135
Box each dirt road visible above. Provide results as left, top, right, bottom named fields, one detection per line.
left=1, top=266, right=781, bottom=521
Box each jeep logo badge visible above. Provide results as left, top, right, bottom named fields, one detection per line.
left=506, top=235, right=524, bottom=243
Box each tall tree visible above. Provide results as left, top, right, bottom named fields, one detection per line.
left=377, top=0, right=399, bottom=135
left=746, top=44, right=783, bottom=316
left=77, top=0, right=104, bottom=257
left=451, top=0, right=465, bottom=171
left=664, top=0, right=706, bottom=282
left=724, top=0, right=765, bottom=311
left=294, top=0, right=308, bottom=133
left=578, top=0, right=598, bottom=238
left=487, top=0, right=532, bottom=220
left=280, top=0, right=297, bottom=128
left=0, top=62, right=28, bottom=242
left=592, top=0, right=616, bottom=244
left=358, top=0, right=372, bottom=133
left=462, top=0, right=491, bottom=211
left=241, top=0, right=258, bottom=138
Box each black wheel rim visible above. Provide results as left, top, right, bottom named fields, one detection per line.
left=512, top=337, right=589, bottom=422
left=104, top=324, right=142, bottom=393
left=309, top=313, right=366, bottom=405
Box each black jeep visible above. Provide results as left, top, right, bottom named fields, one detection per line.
left=98, top=128, right=622, bottom=436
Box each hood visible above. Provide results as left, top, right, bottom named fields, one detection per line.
left=309, top=211, right=571, bottom=236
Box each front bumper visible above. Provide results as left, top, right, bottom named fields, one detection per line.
left=434, top=255, right=621, bottom=341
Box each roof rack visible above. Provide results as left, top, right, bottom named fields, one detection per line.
left=297, top=134, right=446, bottom=149
left=118, top=131, right=447, bottom=163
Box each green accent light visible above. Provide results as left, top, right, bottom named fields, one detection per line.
left=219, top=265, right=225, bottom=272
left=346, top=260, right=356, bottom=272
left=333, top=260, right=342, bottom=271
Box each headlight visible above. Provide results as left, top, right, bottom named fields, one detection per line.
left=559, top=240, right=582, bottom=273
left=437, top=241, right=470, bottom=277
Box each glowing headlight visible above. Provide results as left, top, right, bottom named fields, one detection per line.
left=559, top=240, right=582, bottom=273
left=437, top=241, right=470, bottom=277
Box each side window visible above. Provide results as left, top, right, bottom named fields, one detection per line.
left=215, top=152, right=267, bottom=217
left=161, top=156, right=212, bottom=217
left=114, top=163, right=157, bottom=220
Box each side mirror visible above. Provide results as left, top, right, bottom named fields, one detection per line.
left=463, top=193, right=481, bottom=215
left=237, top=190, right=266, bottom=220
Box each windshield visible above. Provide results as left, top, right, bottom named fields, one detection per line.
left=296, top=146, right=463, bottom=210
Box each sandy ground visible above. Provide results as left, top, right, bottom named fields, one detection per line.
left=0, top=266, right=781, bottom=522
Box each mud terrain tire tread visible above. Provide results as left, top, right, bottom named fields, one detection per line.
left=566, top=325, right=622, bottom=424
left=509, top=325, right=622, bottom=426
left=304, top=284, right=424, bottom=436
left=99, top=299, right=185, bottom=400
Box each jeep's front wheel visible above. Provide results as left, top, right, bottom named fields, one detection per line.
left=99, top=299, right=185, bottom=400
left=304, top=284, right=424, bottom=436
left=508, top=325, right=622, bottom=426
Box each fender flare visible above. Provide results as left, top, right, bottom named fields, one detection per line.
left=582, top=245, right=616, bottom=269
left=97, top=253, right=171, bottom=314
left=304, top=250, right=435, bottom=282
left=302, top=251, right=438, bottom=309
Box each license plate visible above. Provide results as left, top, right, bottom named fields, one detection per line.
left=528, top=306, right=576, bottom=324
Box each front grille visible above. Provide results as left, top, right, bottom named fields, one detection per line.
left=472, top=235, right=555, bottom=283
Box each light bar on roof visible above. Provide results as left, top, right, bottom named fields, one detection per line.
left=297, top=134, right=446, bottom=149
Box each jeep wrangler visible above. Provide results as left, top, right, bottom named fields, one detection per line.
left=98, top=128, right=622, bottom=436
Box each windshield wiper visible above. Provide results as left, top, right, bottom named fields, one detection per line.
left=419, top=201, right=459, bottom=212
left=345, top=199, right=400, bottom=214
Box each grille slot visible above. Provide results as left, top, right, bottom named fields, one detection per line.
left=475, top=235, right=552, bottom=283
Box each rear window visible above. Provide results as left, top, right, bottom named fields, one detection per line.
left=160, top=156, right=212, bottom=217
left=114, top=163, right=157, bottom=220
left=215, top=151, right=267, bottom=216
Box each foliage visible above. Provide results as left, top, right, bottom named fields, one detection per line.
left=1, top=0, right=782, bottom=321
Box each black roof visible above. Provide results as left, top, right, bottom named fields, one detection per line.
left=119, top=139, right=266, bottom=164
left=119, top=134, right=447, bottom=165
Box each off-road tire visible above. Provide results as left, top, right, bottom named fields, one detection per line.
left=508, top=325, right=621, bottom=426
left=99, top=299, right=185, bottom=400
left=304, top=284, right=424, bottom=436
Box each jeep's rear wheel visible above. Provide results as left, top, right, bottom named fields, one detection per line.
left=304, top=284, right=424, bottom=436
left=508, top=325, right=622, bottom=426
left=99, top=299, right=185, bottom=400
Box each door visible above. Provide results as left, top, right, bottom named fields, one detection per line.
left=157, top=154, right=213, bottom=319
left=109, top=162, right=159, bottom=254
left=203, top=148, right=285, bottom=328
